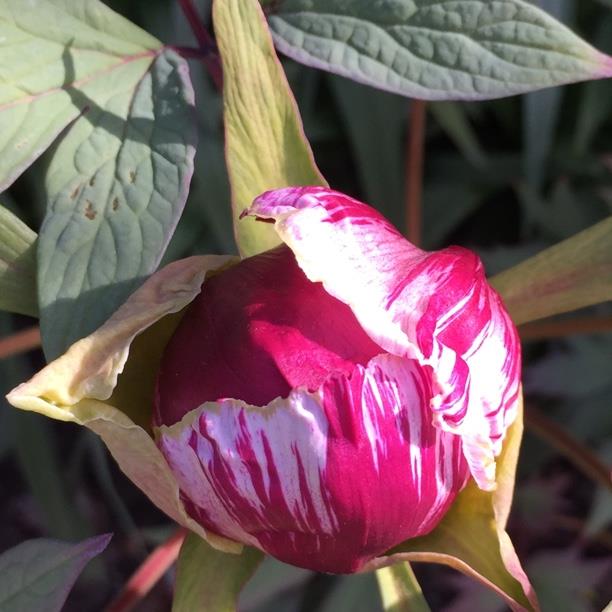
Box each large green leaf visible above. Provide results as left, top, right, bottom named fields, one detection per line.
left=263, top=0, right=612, bottom=100
left=172, top=534, right=262, bottom=612
left=38, top=48, right=196, bottom=359
left=0, top=0, right=159, bottom=191
left=0, top=1, right=197, bottom=358
left=490, top=216, right=612, bottom=325
left=0, top=205, right=37, bottom=317
left=214, top=0, right=327, bottom=258
left=0, top=534, right=110, bottom=612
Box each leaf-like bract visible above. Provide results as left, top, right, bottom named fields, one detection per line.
left=215, top=0, right=326, bottom=258
left=172, top=534, right=262, bottom=612
left=491, top=216, right=612, bottom=324
left=7, top=255, right=242, bottom=556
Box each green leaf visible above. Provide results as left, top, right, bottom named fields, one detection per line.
left=523, top=86, right=562, bottom=191
left=214, top=0, right=327, bottom=258
left=490, top=216, right=612, bottom=325
left=517, top=179, right=607, bottom=241
left=0, top=205, right=37, bottom=317
left=0, top=0, right=160, bottom=191
left=0, top=1, right=197, bottom=358
left=39, top=46, right=196, bottom=359
left=172, top=534, right=262, bottom=612
left=586, top=442, right=612, bottom=535
left=264, top=0, right=612, bottom=100
left=0, top=534, right=111, bottom=612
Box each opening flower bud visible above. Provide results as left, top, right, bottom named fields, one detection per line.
left=153, top=187, right=521, bottom=574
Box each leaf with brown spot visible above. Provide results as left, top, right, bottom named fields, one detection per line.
left=0, top=1, right=199, bottom=358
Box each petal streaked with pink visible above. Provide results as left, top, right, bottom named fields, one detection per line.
left=156, top=354, right=468, bottom=574
left=245, top=187, right=521, bottom=490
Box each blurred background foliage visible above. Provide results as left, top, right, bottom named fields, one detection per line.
left=1, top=0, right=611, bottom=610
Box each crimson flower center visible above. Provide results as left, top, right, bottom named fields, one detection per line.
left=154, top=245, right=382, bottom=426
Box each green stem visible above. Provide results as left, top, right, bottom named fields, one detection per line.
left=376, top=562, right=431, bottom=612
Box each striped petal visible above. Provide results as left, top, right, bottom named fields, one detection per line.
left=243, top=187, right=521, bottom=490
left=156, top=354, right=468, bottom=574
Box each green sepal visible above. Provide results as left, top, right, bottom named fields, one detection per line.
left=172, top=533, right=263, bottom=612
left=214, top=0, right=327, bottom=258
left=491, top=216, right=612, bottom=324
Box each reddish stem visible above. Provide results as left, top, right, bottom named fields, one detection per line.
left=519, top=315, right=612, bottom=341
left=105, top=528, right=187, bottom=612
left=170, top=45, right=212, bottom=61
left=0, top=326, right=41, bottom=360
left=177, top=0, right=214, bottom=50
left=525, top=405, right=612, bottom=493
left=177, top=0, right=223, bottom=90
left=405, top=100, right=427, bottom=246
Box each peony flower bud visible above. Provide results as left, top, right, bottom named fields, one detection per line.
left=153, top=187, right=521, bottom=574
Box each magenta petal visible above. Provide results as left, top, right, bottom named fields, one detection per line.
left=156, top=354, right=469, bottom=574
left=245, top=187, right=521, bottom=490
